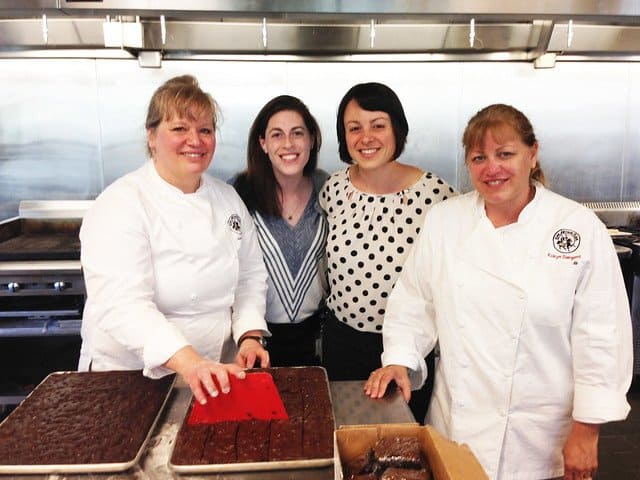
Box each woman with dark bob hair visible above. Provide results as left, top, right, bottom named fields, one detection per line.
left=233, top=95, right=328, bottom=366
left=365, top=104, right=632, bottom=479
left=319, top=82, right=455, bottom=422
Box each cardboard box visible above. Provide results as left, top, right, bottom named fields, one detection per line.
left=334, top=423, right=488, bottom=480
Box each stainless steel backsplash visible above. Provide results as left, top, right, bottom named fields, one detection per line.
left=0, top=59, right=639, bottom=220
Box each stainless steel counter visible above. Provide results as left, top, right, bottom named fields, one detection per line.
left=9, top=379, right=413, bottom=479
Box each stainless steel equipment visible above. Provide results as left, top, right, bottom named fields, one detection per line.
left=2, top=1, right=640, bottom=61
left=583, top=201, right=640, bottom=379
left=0, top=200, right=91, bottom=406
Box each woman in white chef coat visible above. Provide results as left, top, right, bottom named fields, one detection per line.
left=79, top=75, right=270, bottom=405
left=364, top=104, right=633, bottom=480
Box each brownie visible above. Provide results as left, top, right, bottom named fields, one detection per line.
left=374, top=436, right=423, bottom=469
left=269, top=417, right=303, bottom=460
left=380, top=467, right=431, bottom=480
left=302, top=415, right=334, bottom=459
left=171, top=424, right=209, bottom=465
left=280, top=392, right=304, bottom=418
left=236, top=420, right=270, bottom=462
left=0, top=371, right=173, bottom=467
left=201, top=421, right=238, bottom=464
left=345, top=449, right=379, bottom=479
left=272, top=366, right=301, bottom=393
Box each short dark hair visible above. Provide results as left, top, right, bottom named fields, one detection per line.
left=234, top=95, right=322, bottom=216
left=336, top=82, right=409, bottom=164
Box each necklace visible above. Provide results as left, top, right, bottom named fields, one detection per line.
left=281, top=180, right=311, bottom=222
left=283, top=200, right=305, bottom=221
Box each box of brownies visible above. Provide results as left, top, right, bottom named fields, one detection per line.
left=334, top=423, right=488, bottom=480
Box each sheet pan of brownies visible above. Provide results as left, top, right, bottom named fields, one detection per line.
left=169, top=366, right=335, bottom=472
left=0, top=370, right=175, bottom=474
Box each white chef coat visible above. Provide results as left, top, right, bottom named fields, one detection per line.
left=382, top=184, right=632, bottom=480
left=78, top=161, right=268, bottom=378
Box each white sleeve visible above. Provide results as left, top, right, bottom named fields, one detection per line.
left=381, top=220, right=439, bottom=391
left=230, top=198, right=269, bottom=342
left=80, top=187, right=189, bottom=373
left=571, top=219, right=633, bottom=423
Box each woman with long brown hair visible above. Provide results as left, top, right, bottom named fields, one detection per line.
left=233, top=95, right=328, bottom=366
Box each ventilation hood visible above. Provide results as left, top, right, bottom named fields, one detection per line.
left=1, top=1, right=639, bottom=64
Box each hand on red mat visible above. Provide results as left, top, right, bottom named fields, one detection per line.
left=166, top=345, right=246, bottom=405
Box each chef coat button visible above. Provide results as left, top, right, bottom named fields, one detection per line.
left=458, top=400, right=465, bottom=407
left=500, top=409, right=507, bottom=417
left=190, top=293, right=197, bottom=302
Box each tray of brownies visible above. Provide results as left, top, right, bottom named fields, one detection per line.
left=0, top=370, right=175, bottom=474
left=169, top=366, right=335, bottom=473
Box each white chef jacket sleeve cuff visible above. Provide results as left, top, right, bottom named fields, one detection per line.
left=381, top=347, right=427, bottom=391
left=572, top=383, right=631, bottom=423
left=232, top=312, right=270, bottom=343
left=143, top=365, right=176, bottom=379
left=142, top=323, right=190, bottom=376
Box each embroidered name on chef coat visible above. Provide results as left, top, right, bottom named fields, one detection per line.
left=547, top=228, right=582, bottom=264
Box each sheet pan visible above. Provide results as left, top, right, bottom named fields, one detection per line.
left=0, top=370, right=174, bottom=474
left=169, top=366, right=334, bottom=473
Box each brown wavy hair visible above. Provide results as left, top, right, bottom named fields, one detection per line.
left=462, top=104, right=546, bottom=186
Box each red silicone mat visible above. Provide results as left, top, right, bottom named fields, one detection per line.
left=188, top=372, right=288, bottom=425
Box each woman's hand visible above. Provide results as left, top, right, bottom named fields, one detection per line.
left=364, top=365, right=412, bottom=402
left=235, top=333, right=270, bottom=369
left=562, top=421, right=600, bottom=480
left=165, top=345, right=246, bottom=405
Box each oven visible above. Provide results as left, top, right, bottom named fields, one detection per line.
left=583, top=202, right=640, bottom=380
left=0, top=201, right=91, bottom=408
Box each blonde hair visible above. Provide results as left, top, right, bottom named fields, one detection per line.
left=462, top=104, right=546, bottom=186
left=145, top=75, right=219, bottom=156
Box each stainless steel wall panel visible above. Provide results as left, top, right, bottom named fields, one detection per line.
left=94, top=61, right=166, bottom=186
left=1, top=58, right=640, bottom=222
left=0, top=59, right=101, bottom=219
left=457, top=62, right=630, bottom=201
left=623, top=63, right=640, bottom=200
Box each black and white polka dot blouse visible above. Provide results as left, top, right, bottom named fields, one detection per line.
left=319, top=167, right=455, bottom=333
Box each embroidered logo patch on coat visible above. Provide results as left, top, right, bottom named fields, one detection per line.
left=553, top=229, right=580, bottom=253
left=227, top=214, right=242, bottom=235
